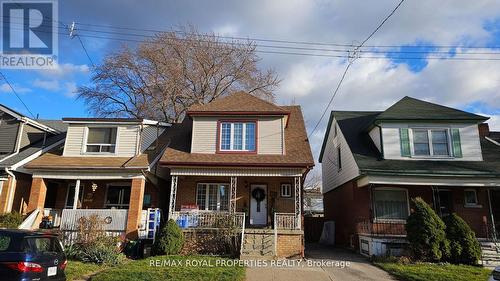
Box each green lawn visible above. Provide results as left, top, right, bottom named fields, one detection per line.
left=374, top=262, right=492, bottom=281
left=91, top=256, right=245, bottom=281
left=65, top=260, right=108, bottom=281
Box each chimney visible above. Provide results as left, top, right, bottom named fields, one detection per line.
left=478, top=123, right=490, bottom=137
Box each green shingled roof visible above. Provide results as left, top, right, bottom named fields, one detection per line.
left=375, top=96, right=489, bottom=122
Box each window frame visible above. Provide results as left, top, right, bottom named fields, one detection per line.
left=464, top=189, right=479, bottom=207
left=83, top=126, right=119, bottom=155
left=65, top=183, right=85, bottom=209
left=373, top=187, right=410, bottom=223
left=217, top=120, right=257, bottom=154
left=280, top=183, right=292, bottom=198
left=195, top=183, right=230, bottom=211
left=104, top=183, right=132, bottom=209
left=409, top=128, right=453, bottom=158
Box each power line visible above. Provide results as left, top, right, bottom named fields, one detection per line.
left=0, top=72, right=36, bottom=119
left=75, top=34, right=95, bottom=67
left=308, top=0, right=406, bottom=139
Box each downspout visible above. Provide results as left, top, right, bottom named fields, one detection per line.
left=4, top=168, right=15, bottom=213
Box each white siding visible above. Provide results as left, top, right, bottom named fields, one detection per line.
left=381, top=122, right=483, bottom=161
left=368, top=126, right=381, bottom=152
left=190, top=116, right=285, bottom=155
left=321, top=118, right=360, bottom=194
left=63, top=124, right=140, bottom=157
left=258, top=116, right=284, bottom=155
left=116, top=125, right=140, bottom=156
left=191, top=116, right=218, bottom=154
left=63, top=125, right=85, bottom=156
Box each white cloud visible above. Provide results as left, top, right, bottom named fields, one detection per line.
left=63, top=82, right=78, bottom=98
left=33, top=79, right=60, bottom=91
left=38, top=63, right=90, bottom=79
left=0, top=83, right=31, bottom=94
left=213, top=24, right=239, bottom=36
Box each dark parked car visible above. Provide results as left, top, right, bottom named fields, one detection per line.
left=0, top=229, right=67, bottom=281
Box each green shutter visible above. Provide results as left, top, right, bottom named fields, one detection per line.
left=451, top=128, right=463, bottom=158
left=400, top=128, right=411, bottom=157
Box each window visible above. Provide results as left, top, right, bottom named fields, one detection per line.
left=219, top=122, right=256, bottom=152
left=65, top=183, right=84, bottom=208
left=196, top=183, right=229, bottom=211
left=464, top=189, right=478, bottom=206
left=105, top=185, right=131, bottom=209
left=337, top=146, right=342, bottom=171
left=373, top=189, right=409, bottom=220
left=22, top=237, right=63, bottom=254
left=86, top=127, right=117, bottom=153
left=411, top=129, right=450, bottom=157
left=333, top=124, right=337, bottom=138
left=281, top=184, right=292, bottom=198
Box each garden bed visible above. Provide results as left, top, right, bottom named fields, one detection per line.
left=374, top=261, right=492, bottom=281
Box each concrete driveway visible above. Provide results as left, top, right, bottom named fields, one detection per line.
left=245, top=243, right=395, bottom=281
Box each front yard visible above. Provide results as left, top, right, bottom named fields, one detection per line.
left=71, top=256, right=245, bottom=281
left=374, top=261, right=492, bottom=281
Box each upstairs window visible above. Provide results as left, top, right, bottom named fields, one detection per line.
left=86, top=127, right=117, bottom=153
left=411, top=129, right=450, bottom=157
left=219, top=121, right=256, bottom=152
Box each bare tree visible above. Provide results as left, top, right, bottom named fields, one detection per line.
left=77, top=25, right=280, bottom=122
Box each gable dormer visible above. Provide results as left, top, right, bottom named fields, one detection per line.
left=369, top=97, right=489, bottom=161
left=186, top=92, right=289, bottom=155
left=61, top=118, right=169, bottom=157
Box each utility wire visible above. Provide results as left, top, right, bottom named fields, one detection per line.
left=0, top=72, right=36, bottom=118
left=307, top=0, right=406, bottom=139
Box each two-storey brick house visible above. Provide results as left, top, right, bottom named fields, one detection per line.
left=319, top=96, right=500, bottom=258
left=160, top=91, right=314, bottom=258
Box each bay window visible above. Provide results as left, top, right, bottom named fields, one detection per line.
left=373, top=189, right=409, bottom=221
left=196, top=183, right=229, bottom=211
left=219, top=121, right=256, bottom=152
left=86, top=127, right=117, bottom=153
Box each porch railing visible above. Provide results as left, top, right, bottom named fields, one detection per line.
left=274, top=213, right=298, bottom=256
left=356, top=218, right=407, bottom=237
left=170, top=211, right=245, bottom=229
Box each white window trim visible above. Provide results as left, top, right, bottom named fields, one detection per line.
left=64, top=183, right=85, bottom=209
left=196, top=183, right=229, bottom=211
left=464, top=189, right=481, bottom=208
left=373, top=187, right=410, bottom=223
left=219, top=122, right=256, bottom=152
left=82, top=126, right=119, bottom=155
left=280, top=183, right=292, bottom=198
left=104, top=182, right=131, bottom=208
left=409, top=127, right=453, bottom=159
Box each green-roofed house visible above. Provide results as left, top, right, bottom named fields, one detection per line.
left=319, top=96, right=500, bottom=260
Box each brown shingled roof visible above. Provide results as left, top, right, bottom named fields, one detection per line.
left=187, top=91, right=289, bottom=115
left=160, top=105, right=314, bottom=168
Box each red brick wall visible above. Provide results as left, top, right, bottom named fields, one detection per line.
left=277, top=233, right=302, bottom=258
left=11, top=172, right=31, bottom=214
left=323, top=181, right=371, bottom=248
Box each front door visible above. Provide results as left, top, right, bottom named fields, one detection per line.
left=437, top=190, right=453, bottom=217
left=250, top=184, right=267, bottom=225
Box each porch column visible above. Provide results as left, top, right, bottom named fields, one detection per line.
left=294, top=176, right=302, bottom=229
left=126, top=177, right=145, bottom=239
left=168, top=175, right=178, bottom=218
left=72, top=179, right=81, bottom=210
left=27, top=177, right=47, bottom=213
left=230, top=176, right=237, bottom=213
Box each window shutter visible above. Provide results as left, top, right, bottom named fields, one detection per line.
left=451, top=128, right=463, bottom=158
left=400, top=128, right=411, bottom=157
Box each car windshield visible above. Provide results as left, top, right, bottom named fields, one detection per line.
left=22, top=237, right=63, bottom=254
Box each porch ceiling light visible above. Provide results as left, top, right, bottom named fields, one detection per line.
left=91, top=183, right=98, bottom=192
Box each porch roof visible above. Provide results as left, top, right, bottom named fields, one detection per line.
left=160, top=105, right=314, bottom=168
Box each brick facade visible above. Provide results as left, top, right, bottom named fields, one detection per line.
left=0, top=177, right=13, bottom=213
left=126, top=177, right=145, bottom=239
left=276, top=232, right=303, bottom=258
left=27, top=177, right=47, bottom=213
left=324, top=181, right=493, bottom=249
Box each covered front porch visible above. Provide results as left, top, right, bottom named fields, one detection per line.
left=25, top=171, right=163, bottom=241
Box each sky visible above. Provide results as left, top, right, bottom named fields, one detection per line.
left=1, top=0, right=500, bottom=175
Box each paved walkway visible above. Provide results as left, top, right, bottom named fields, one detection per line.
left=245, top=243, right=395, bottom=281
